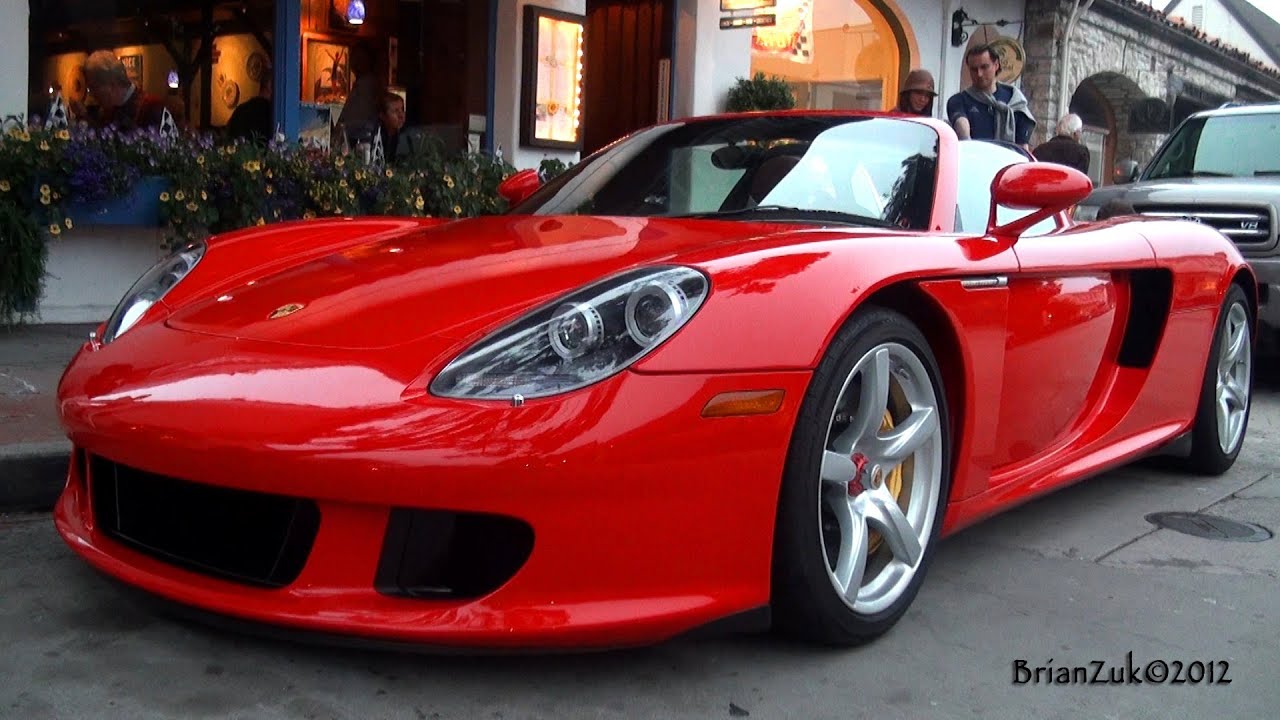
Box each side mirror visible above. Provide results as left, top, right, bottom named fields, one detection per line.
left=1114, top=159, right=1140, bottom=184
left=498, top=168, right=542, bottom=205
left=988, top=162, right=1093, bottom=238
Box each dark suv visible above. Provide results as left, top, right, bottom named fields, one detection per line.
left=1075, top=103, right=1279, bottom=337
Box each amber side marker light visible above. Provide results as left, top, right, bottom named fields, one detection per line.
left=701, top=390, right=786, bottom=418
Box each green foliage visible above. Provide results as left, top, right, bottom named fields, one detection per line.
left=538, top=157, right=572, bottom=182
left=724, top=72, right=797, bottom=112
left=0, top=201, right=47, bottom=322
left=0, top=125, right=522, bottom=324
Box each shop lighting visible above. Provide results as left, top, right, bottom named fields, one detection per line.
left=346, top=0, right=366, bottom=25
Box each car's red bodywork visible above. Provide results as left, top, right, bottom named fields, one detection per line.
left=54, top=114, right=1255, bottom=649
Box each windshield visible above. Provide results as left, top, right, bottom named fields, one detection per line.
left=1145, top=113, right=1280, bottom=180
left=510, top=115, right=940, bottom=230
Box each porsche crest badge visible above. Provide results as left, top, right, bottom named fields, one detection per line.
left=268, top=303, right=305, bottom=319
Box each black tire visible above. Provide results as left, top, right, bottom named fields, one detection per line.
left=1183, top=284, right=1254, bottom=475
left=771, top=305, right=951, bottom=645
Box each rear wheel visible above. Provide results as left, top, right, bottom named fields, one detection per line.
left=772, top=306, right=950, bottom=645
left=1184, top=284, right=1253, bottom=475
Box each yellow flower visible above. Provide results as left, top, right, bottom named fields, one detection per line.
left=303, top=210, right=316, bottom=219
left=64, top=218, right=73, bottom=229
left=17, top=131, right=29, bottom=142
left=355, top=170, right=365, bottom=181
left=175, top=191, right=186, bottom=202
left=39, top=184, right=50, bottom=196
left=186, top=202, right=198, bottom=212
left=256, top=217, right=266, bottom=226
left=40, top=195, right=50, bottom=206
left=339, top=179, right=347, bottom=188
left=265, top=185, right=274, bottom=195
left=414, top=196, right=424, bottom=211
left=39, top=141, right=49, bottom=151
left=266, top=170, right=273, bottom=179
left=48, top=223, right=61, bottom=235
left=196, top=155, right=206, bottom=165
left=200, top=190, right=207, bottom=201
left=444, top=175, right=454, bottom=189
left=56, top=130, right=70, bottom=140
left=335, top=157, right=344, bottom=168
left=453, top=205, right=462, bottom=216
left=159, top=191, right=171, bottom=202
left=0, top=180, right=10, bottom=192
left=385, top=169, right=394, bottom=178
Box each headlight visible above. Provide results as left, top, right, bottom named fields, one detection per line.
left=1073, top=204, right=1100, bottom=222
left=102, top=240, right=206, bottom=344
left=431, top=266, right=710, bottom=399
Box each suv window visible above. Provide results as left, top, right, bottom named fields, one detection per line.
left=1146, top=113, right=1280, bottom=180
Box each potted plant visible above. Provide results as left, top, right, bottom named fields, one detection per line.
left=725, top=72, right=797, bottom=112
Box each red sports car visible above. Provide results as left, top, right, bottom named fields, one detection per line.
left=55, top=112, right=1256, bottom=649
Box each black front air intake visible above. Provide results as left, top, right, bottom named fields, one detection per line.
left=375, top=509, right=534, bottom=599
left=89, top=455, right=320, bottom=588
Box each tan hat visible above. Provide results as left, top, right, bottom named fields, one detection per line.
left=902, top=69, right=937, bottom=97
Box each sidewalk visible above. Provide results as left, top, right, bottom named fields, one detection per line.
left=0, top=323, right=95, bottom=511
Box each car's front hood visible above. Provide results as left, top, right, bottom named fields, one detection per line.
left=1086, top=176, right=1279, bottom=206
left=166, top=215, right=791, bottom=350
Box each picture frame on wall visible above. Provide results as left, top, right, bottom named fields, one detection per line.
left=120, top=54, right=143, bottom=87
left=302, top=33, right=353, bottom=105
left=520, top=5, right=585, bottom=150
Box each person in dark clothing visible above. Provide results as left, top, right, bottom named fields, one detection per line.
left=226, top=73, right=273, bottom=143
left=83, top=50, right=169, bottom=131
left=1033, top=113, right=1091, bottom=175
left=375, top=91, right=407, bottom=161
left=945, top=45, right=1035, bottom=149
left=893, top=68, right=937, bottom=117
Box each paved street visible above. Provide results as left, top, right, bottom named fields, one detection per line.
left=2, top=368, right=1277, bottom=720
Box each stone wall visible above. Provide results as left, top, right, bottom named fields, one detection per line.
left=1021, top=0, right=1280, bottom=169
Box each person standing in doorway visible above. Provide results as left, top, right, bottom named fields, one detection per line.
left=945, top=45, right=1035, bottom=150
left=1033, top=113, right=1091, bottom=175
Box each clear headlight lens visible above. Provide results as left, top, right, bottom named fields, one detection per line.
left=1073, top=204, right=1100, bottom=222
left=431, top=266, right=710, bottom=399
left=102, top=240, right=206, bottom=344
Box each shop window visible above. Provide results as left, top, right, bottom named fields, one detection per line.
left=749, top=0, right=905, bottom=112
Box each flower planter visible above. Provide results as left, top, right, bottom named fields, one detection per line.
left=65, top=176, right=170, bottom=227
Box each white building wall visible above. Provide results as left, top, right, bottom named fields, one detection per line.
left=673, top=0, right=1030, bottom=122
left=0, top=0, right=28, bottom=120
left=1165, top=0, right=1278, bottom=70
left=493, top=0, right=587, bottom=170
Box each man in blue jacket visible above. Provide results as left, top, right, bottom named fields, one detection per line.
left=945, top=45, right=1036, bottom=151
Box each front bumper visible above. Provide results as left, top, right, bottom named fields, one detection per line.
left=1245, top=255, right=1280, bottom=330
left=55, top=328, right=810, bottom=648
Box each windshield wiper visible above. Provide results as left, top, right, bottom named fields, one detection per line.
left=1254, top=170, right=1280, bottom=176
left=672, top=205, right=898, bottom=228
left=1190, top=170, right=1231, bottom=177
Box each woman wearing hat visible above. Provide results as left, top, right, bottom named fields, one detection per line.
left=893, top=69, right=937, bottom=117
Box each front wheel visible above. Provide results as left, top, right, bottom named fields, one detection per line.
left=1183, top=284, right=1253, bottom=475
left=772, top=306, right=950, bottom=645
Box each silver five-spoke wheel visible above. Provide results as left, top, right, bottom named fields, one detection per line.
left=819, top=342, right=943, bottom=615
left=1215, top=301, right=1251, bottom=454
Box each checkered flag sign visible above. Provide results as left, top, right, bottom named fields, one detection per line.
left=159, top=107, right=179, bottom=140
left=45, top=92, right=69, bottom=129
left=750, top=0, right=813, bottom=65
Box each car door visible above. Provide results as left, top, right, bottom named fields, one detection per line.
left=955, top=142, right=1157, bottom=477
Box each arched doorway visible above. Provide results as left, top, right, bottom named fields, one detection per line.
left=1071, top=72, right=1167, bottom=186
left=748, top=0, right=914, bottom=112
